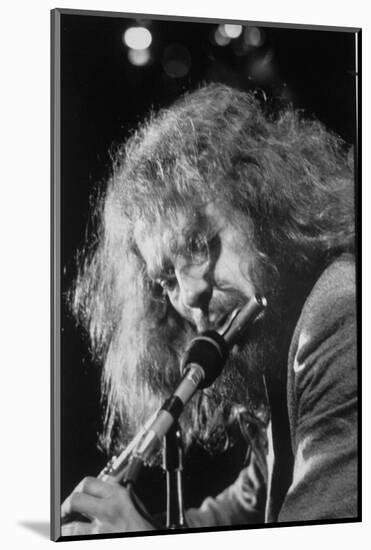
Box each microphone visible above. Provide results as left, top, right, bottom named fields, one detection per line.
left=61, top=295, right=267, bottom=526
left=123, top=294, right=266, bottom=484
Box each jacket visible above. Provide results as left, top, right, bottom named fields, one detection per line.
left=186, top=254, right=357, bottom=526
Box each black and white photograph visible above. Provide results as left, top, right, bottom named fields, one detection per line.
left=51, top=8, right=360, bottom=542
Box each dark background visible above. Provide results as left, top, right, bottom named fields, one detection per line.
left=60, top=12, right=357, bottom=514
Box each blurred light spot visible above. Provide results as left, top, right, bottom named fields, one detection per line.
left=128, top=48, right=151, bottom=66
left=223, top=24, right=243, bottom=39
left=244, top=27, right=264, bottom=47
left=162, top=44, right=191, bottom=78
left=214, top=26, right=231, bottom=46
left=123, top=27, right=152, bottom=50
left=218, top=24, right=228, bottom=38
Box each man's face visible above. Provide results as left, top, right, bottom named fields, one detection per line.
left=133, top=204, right=285, bottom=448
left=135, top=204, right=258, bottom=334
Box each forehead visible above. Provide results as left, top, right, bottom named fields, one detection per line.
left=134, top=205, right=222, bottom=270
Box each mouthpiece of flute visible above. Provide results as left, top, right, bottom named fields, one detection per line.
left=220, top=294, right=267, bottom=347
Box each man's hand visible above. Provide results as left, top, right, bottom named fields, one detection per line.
left=61, top=476, right=155, bottom=536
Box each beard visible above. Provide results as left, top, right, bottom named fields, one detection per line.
left=170, top=251, right=302, bottom=454
left=104, top=257, right=306, bottom=460
left=176, top=290, right=290, bottom=453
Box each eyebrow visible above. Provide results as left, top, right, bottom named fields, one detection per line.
left=146, top=256, right=173, bottom=281
left=143, top=212, right=219, bottom=280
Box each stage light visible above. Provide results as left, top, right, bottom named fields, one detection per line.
left=244, top=27, right=264, bottom=47
left=214, top=26, right=231, bottom=46
left=123, top=26, right=152, bottom=50
left=223, top=24, right=243, bottom=39
left=128, top=48, right=151, bottom=66
left=162, top=44, right=191, bottom=78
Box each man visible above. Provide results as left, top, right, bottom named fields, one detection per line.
left=61, top=84, right=357, bottom=535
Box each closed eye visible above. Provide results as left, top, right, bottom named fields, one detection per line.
left=156, top=266, right=177, bottom=291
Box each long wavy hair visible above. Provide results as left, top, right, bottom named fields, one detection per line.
left=71, top=83, right=355, bottom=456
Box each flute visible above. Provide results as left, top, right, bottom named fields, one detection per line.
left=61, top=294, right=267, bottom=526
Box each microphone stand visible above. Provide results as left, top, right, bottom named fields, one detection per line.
left=162, top=423, right=187, bottom=529
left=61, top=296, right=267, bottom=530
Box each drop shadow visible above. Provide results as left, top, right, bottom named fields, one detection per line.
left=18, top=521, right=50, bottom=539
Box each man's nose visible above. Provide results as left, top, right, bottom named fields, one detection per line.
left=176, top=265, right=211, bottom=310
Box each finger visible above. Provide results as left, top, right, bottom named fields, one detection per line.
left=75, top=476, right=115, bottom=498
left=62, top=492, right=105, bottom=520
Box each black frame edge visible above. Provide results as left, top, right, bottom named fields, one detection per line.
left=51, top=7, right=62, bottom=543
left=53, top=7, right=361, bottom=33
left=354, top=28, right=362, bottom=522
